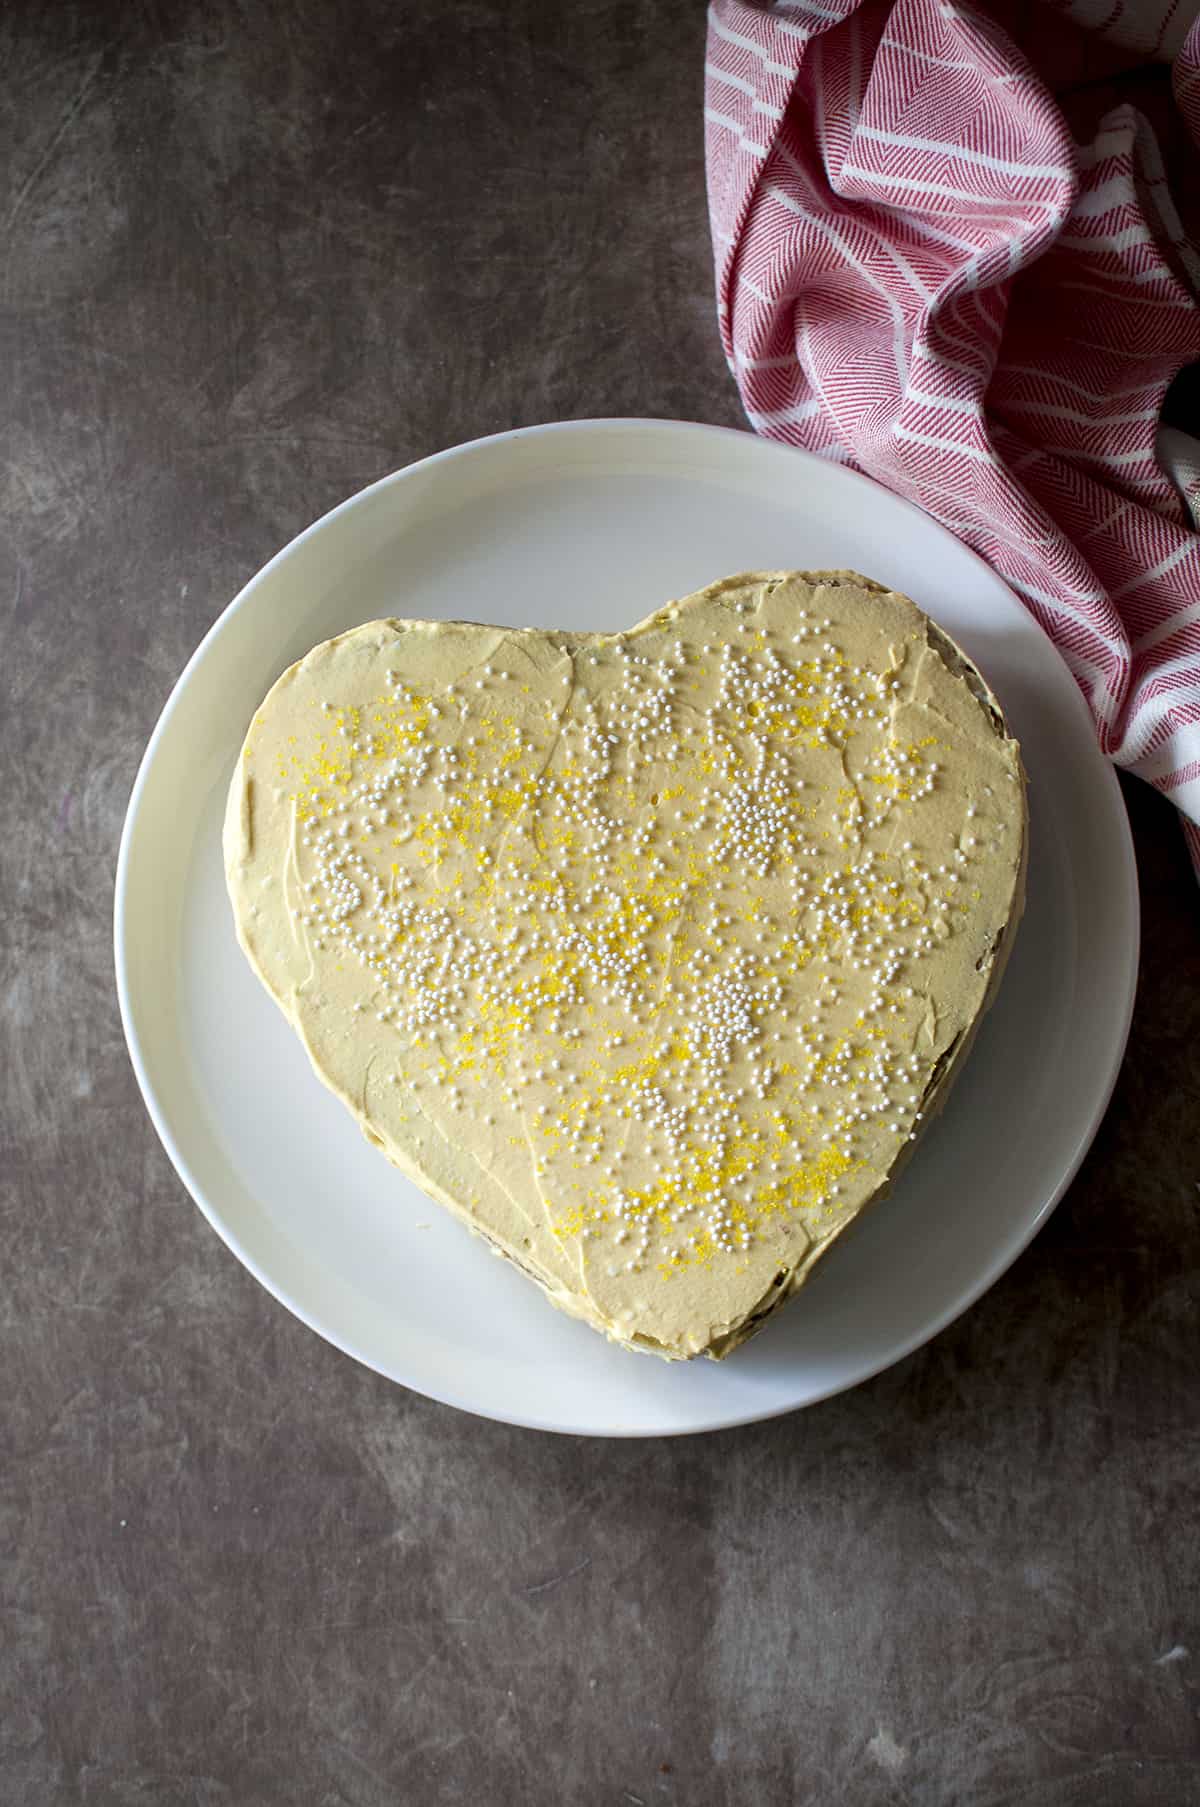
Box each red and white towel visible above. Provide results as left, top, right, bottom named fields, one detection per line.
left=704, top=0, right=1200, bottom=870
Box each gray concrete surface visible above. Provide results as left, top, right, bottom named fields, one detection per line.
left=3, top=2, right=1198, bottom=1802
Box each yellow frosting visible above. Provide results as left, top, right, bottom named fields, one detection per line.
left=225, top=572, right=1027, bottom=1359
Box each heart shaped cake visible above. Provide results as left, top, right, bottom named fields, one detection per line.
left=225, top=571, right=1026, bottom=1360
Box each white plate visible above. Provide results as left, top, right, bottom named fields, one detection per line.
left=115, top=419, right=1138, bottom=1436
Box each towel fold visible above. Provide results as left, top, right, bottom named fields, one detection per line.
left=705, top=0, right=1200, bottom=869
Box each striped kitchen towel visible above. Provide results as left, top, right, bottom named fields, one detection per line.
left=705, top=0, right=1200, bottom=869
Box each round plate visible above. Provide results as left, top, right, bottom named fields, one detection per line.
left=115, top=419, right=1138, bottom=1436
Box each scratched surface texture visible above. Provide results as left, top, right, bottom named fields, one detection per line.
left=3, top=1, right=1199, bottom=1803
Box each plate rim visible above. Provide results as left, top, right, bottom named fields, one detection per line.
left=114, top=416, right=1140, bottom=1437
